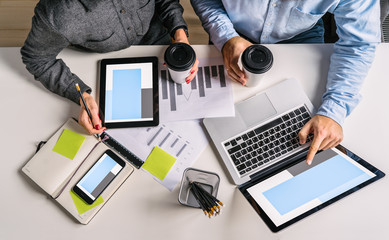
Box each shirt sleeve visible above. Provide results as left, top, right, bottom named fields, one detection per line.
left=316, top=0, right=381, bottom=126
left=20, top=6, right=91, bottom=105
left=155, top=0, right=188, bottom=37
left=190, top=0, right=239, bottom=51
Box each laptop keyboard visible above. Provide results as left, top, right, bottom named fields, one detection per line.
left=223, top=105, right=313, bottom=176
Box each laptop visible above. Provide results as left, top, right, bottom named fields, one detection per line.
left=203, top=78, right=385, bottom=231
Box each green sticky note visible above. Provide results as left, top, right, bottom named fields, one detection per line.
left=52, top=129, right=85, bottom=160
left=70, top=190, right=104, bottom=215
left=143, top=146, right=176, bottom=181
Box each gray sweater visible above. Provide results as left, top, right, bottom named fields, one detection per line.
left=21, top=0, right=187, bottom=104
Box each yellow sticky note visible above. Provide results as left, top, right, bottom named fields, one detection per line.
left=143, top=146, right=176, bottom=181
left=70, top=190, right=104, bottom=215
left=52, top=129, right=85, bottom=160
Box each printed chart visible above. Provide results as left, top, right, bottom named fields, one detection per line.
left=106, top=120, right=208, bottom=190
left=159, top=58, right=234, bottom=122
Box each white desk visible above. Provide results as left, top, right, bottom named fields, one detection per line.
left=1, top=44, right=388, bottom=240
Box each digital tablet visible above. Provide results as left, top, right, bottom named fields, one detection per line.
left=99, top=57, right=159, bottom=128
left=239, top=145, right=385, bottom=232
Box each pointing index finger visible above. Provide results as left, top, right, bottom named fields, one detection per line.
left=306, top=134, right=324, bottom=165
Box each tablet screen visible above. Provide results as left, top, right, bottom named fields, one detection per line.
left=240, top=147, right=384, bottom=231
left=99, top=57, right=159, bottom=128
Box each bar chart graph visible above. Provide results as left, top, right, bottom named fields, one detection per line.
left=145, top=125, right=190, bottom=158
left=159, top=58, right=234, bottom=122
left=106, top=119, right=208, bottom=190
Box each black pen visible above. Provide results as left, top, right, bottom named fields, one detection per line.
left=75, top=84, right=102, bottom=140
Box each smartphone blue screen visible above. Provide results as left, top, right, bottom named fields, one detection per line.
left=76, top=153, right=123, bottom=200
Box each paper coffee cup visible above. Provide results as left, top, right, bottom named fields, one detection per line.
left=240, top=45, right=273, bottom=87
left=164, top=42, right=196, bottom=84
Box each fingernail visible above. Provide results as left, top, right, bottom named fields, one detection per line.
left=95, top=124, right=100, bottom=130
left=308, top=160, right=312, bottom=165
left=190, top=70, right=195, bottom=74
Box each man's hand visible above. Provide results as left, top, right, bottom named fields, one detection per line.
left=173, top=28, right=199, bottom=84
left=78, top=92, right=106, bottom=135
left=298, top=115, right=343, bottom=165
left=222, top=36, right=252, bottom=85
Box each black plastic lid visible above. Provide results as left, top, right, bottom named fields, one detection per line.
left=164, top=42, right=196, bottom=71
left=242, top=45, right=273, bottom=74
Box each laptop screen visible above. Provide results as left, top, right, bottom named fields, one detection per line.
left=240, top=146, right=383, bottom=231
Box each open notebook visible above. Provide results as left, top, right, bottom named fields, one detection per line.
left=22, top=118, right=134, bottom=224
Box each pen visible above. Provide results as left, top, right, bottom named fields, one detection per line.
left=75, top=84, right=102, bottom=141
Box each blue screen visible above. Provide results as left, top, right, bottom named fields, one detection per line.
left=105, top=69, right=142, bottom=121
left=78, top=154, right=120, bottom=198
left=263, top=155, right=373, bottom=215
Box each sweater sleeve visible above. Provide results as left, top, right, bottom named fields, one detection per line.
left=20, top=6, right=91, bottom=105
left=155, top=0, right=188, bottom=37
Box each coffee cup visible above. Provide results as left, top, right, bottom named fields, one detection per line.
left=240, top=44, right=273, bottom=87
left=164, top=42, right=196, bottom=84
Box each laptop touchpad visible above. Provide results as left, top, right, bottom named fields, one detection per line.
left=236, top=93, right=277, bottom=127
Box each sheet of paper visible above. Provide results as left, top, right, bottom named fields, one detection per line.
left=52, top=129, right=85, bottom=160
left=69, top=190, right=104, bottom=215
left=106, top=120, right=208, bottom=190
left=143, top=146, right=177, bottom=181
left=159, top=58, right=235, bottom=122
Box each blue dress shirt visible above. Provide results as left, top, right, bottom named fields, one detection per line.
left=191, top=0, right=381, bottom=126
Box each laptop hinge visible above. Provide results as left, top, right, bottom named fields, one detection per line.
left=246, top=148, right=309, bottom=185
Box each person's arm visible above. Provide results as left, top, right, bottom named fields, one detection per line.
left=190, top=0, right=238, bottom=51
left=20, top=6, right=104, bottom=134
left=190, top=0, right=248, bottom=84
left=299, top=0, right=381, bottom=164
left=155, top=0, right=187, bottom=38
left=156, top=0, right=199, bottom=83
left=20, top=7, right=90, bottom=104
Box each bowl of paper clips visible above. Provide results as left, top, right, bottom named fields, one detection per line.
left=178, top=168, right=224, bottom=218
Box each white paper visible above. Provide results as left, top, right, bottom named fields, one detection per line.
left=106, top=120, right=208, bottom=190
left=159, top=58, right=235, bottom=122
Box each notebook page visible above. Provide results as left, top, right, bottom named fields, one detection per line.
left=22, top=119, right=99, bottom=196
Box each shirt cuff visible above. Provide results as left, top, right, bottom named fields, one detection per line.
left=316, top=99, right=348, bottom=126
left=65, top=77, right=92, bottom=105
left=211, top=25, right=240, bottom=51
left=170, top=25, right=189, bottom=39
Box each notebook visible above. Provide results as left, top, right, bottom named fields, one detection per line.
left=22, top=118, right=135, bottom=224
left=203, top=78, right=385, bottom=231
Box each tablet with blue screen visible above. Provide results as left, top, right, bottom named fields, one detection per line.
left=239, top=145, right=385, bottom=232
left=99, top=57, right=159, bottom=128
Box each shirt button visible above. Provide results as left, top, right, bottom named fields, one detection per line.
left=120, top=9, right=126, bottom=14
left=272, top=3, right=277, bottom=7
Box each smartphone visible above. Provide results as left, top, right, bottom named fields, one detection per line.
left=73, top=150, right=126, bottom=204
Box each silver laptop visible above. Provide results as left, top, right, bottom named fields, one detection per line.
left=203, top=78, right=315, bottom=185
left=204, top=78, right=385, bottom=232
